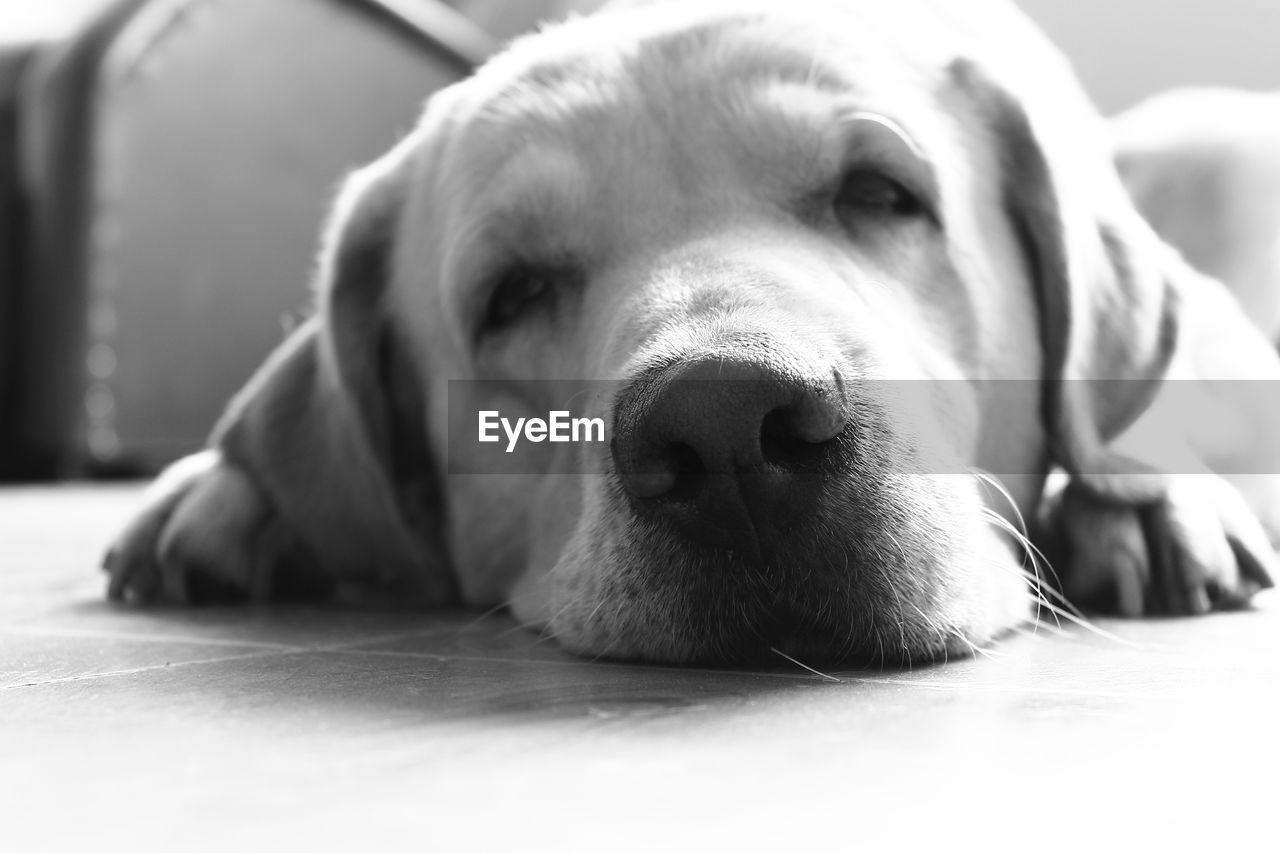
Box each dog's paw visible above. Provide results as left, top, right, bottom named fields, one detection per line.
left=103, top=451, right=311, bottom=604
left=1040, top=474, right=1277, bottom=616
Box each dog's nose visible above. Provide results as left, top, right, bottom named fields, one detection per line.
left=611, top=357, right=848, bottom=548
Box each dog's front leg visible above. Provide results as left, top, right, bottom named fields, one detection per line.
left=104, top=313, right=449, bottom=605
left=104, top=322, right=334, bottom=603
left=1041, top=273, right=1280, bottom=615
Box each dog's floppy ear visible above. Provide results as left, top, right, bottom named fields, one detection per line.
left=213, top=148, right=455, bottom=602
left=948, top=58, right=1180, bottom=501
left=949, top=58, right=1278, bottom=609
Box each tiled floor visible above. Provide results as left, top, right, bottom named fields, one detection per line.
left=3, top=485, right=1279, bottom=851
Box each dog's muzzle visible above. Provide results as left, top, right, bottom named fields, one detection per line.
left=610, top=356, right=850, bottom=553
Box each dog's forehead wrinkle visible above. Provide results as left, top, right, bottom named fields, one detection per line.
left=466, top=147, right=594, bottom=259
left=468, top=11, right=873, bottom=161
left=436, top=13, right=973, bottom=285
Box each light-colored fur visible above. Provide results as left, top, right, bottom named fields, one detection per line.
left=1115, top=88, right=1280, bottom=343
left=105, top=0, right=1280, bottom=664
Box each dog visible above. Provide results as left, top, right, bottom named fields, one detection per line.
left=1114, top=87, right=1280, bottom=343
left=103, top=0, right=1280, bottom=665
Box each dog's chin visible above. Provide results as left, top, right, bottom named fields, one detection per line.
left=536, top=460, right=1032, bottom=667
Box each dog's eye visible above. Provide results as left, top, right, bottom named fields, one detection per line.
left=834, top=170, right=922, bottom=218
left=484, top=266, right=555, bottom=330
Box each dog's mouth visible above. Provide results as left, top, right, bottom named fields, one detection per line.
left=548, top=462, right=989, bottom=666
left=532, top=355, right=1015, bottom=666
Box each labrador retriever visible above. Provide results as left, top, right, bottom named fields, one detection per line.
left=104, top=0, right=1280, bottom=665
left=1115, top=87, right=1280, bottom=343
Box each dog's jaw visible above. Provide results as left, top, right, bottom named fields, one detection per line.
left=497, top=370, right=1036, bottom=666
left=518, top=465, right=1032, bottom=666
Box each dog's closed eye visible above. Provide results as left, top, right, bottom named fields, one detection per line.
left=481, top=264, right=580, bottom=334
left=835, top=170, right=923, bottom=219
left=485, top=266, right=552, bottom=328
left=828, top=113, right=937, bottom=231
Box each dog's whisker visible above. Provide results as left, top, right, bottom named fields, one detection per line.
left=542, top=592, right=592, bottom=630
left=947, top=623, right=1005, bottom=661
left=558, top=387, right=596, bottom=412
left=971, top=506, right=1113, bottom=648
left=978, top=505, right=1091, bottom=634
left=837, top=547, right=863, bottom=663
left=999, top=513, right=1069, bottom=602
left=1009, top=616, right=1070, bottom=640
left=871, top=530, right=920, bottom=668
left=909, top=603, right=972, bottom=665
left=907, top=603, right=940, bottom=662
left=881, top=573, right=913, bottom=672
left=518, top=590, right=608, bottom=649
left=587, top=594, right=637, bottom=664
left=1017, top=566, right=1059, bottom=633
left=531, top=601, right=587, bottom=644
left=456, top=602, right=511, bottom=636
left=979, top=507, right=1050, bottom=627
left=979, top=550, right=1119, bottom=648
left=978, top=522, right=1093, bottom=627
left=970, top=468, right=1027, bottom=533
left=770, top=647, right=843, bottom=683
left=970, top=469, right=1072, bottom=602
left=1028, top=598, right=1148, bottom=648
left=493, top=590, right=593, bottom=641
left=1013, top=565, right=1087, bottom=617
left=977, top=505, right=1041, bottom=575
left=979, top=543, right=1069, bottom=635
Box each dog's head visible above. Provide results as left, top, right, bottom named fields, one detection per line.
left=307, top=0, right=1180, bottom=663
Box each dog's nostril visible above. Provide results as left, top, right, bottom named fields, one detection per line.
left=611, top=357, right=851, bottom=523
left=760, top=391, right=846, bottom=467
left=622, top=468, right=677, bottom=500
left=665, top=441, right=707, bottom=497
left=761, top=407, right=823, bottom=468
left=618, top=441, right=705, bottom=500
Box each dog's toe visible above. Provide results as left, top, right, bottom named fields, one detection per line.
left=104, top=451, right=294, bottom=605
left=1042, top=475, right=1276, bottom=617
left=105, top=452, right=218, bottom=602
left=1041, top=483, right=1150, bottom=616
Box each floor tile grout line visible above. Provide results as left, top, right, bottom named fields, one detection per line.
left=0, top=623, right=462, bottom=652
left=1, top=648, right=309, bottom=690
left=0, top=623, right=297, bottom=650
left=310, top=627, right=496, bottom=653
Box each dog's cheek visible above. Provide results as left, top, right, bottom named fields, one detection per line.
left=447, top=479, right=535, bottom=605
left=506, top=475, right=589, bottom=626
left=962, top=518, right=1038, bottom=645
left=521, top=477, right=675, bottom=661
left=875, top=477, right=1032, bottom=658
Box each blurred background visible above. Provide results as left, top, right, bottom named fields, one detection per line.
left=1, top=0, right=1277, bottom=482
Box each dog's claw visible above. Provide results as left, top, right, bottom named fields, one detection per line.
left=1231, top=538, right=1277, bottom=591
left=104, top=504, right=171, bottom=604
